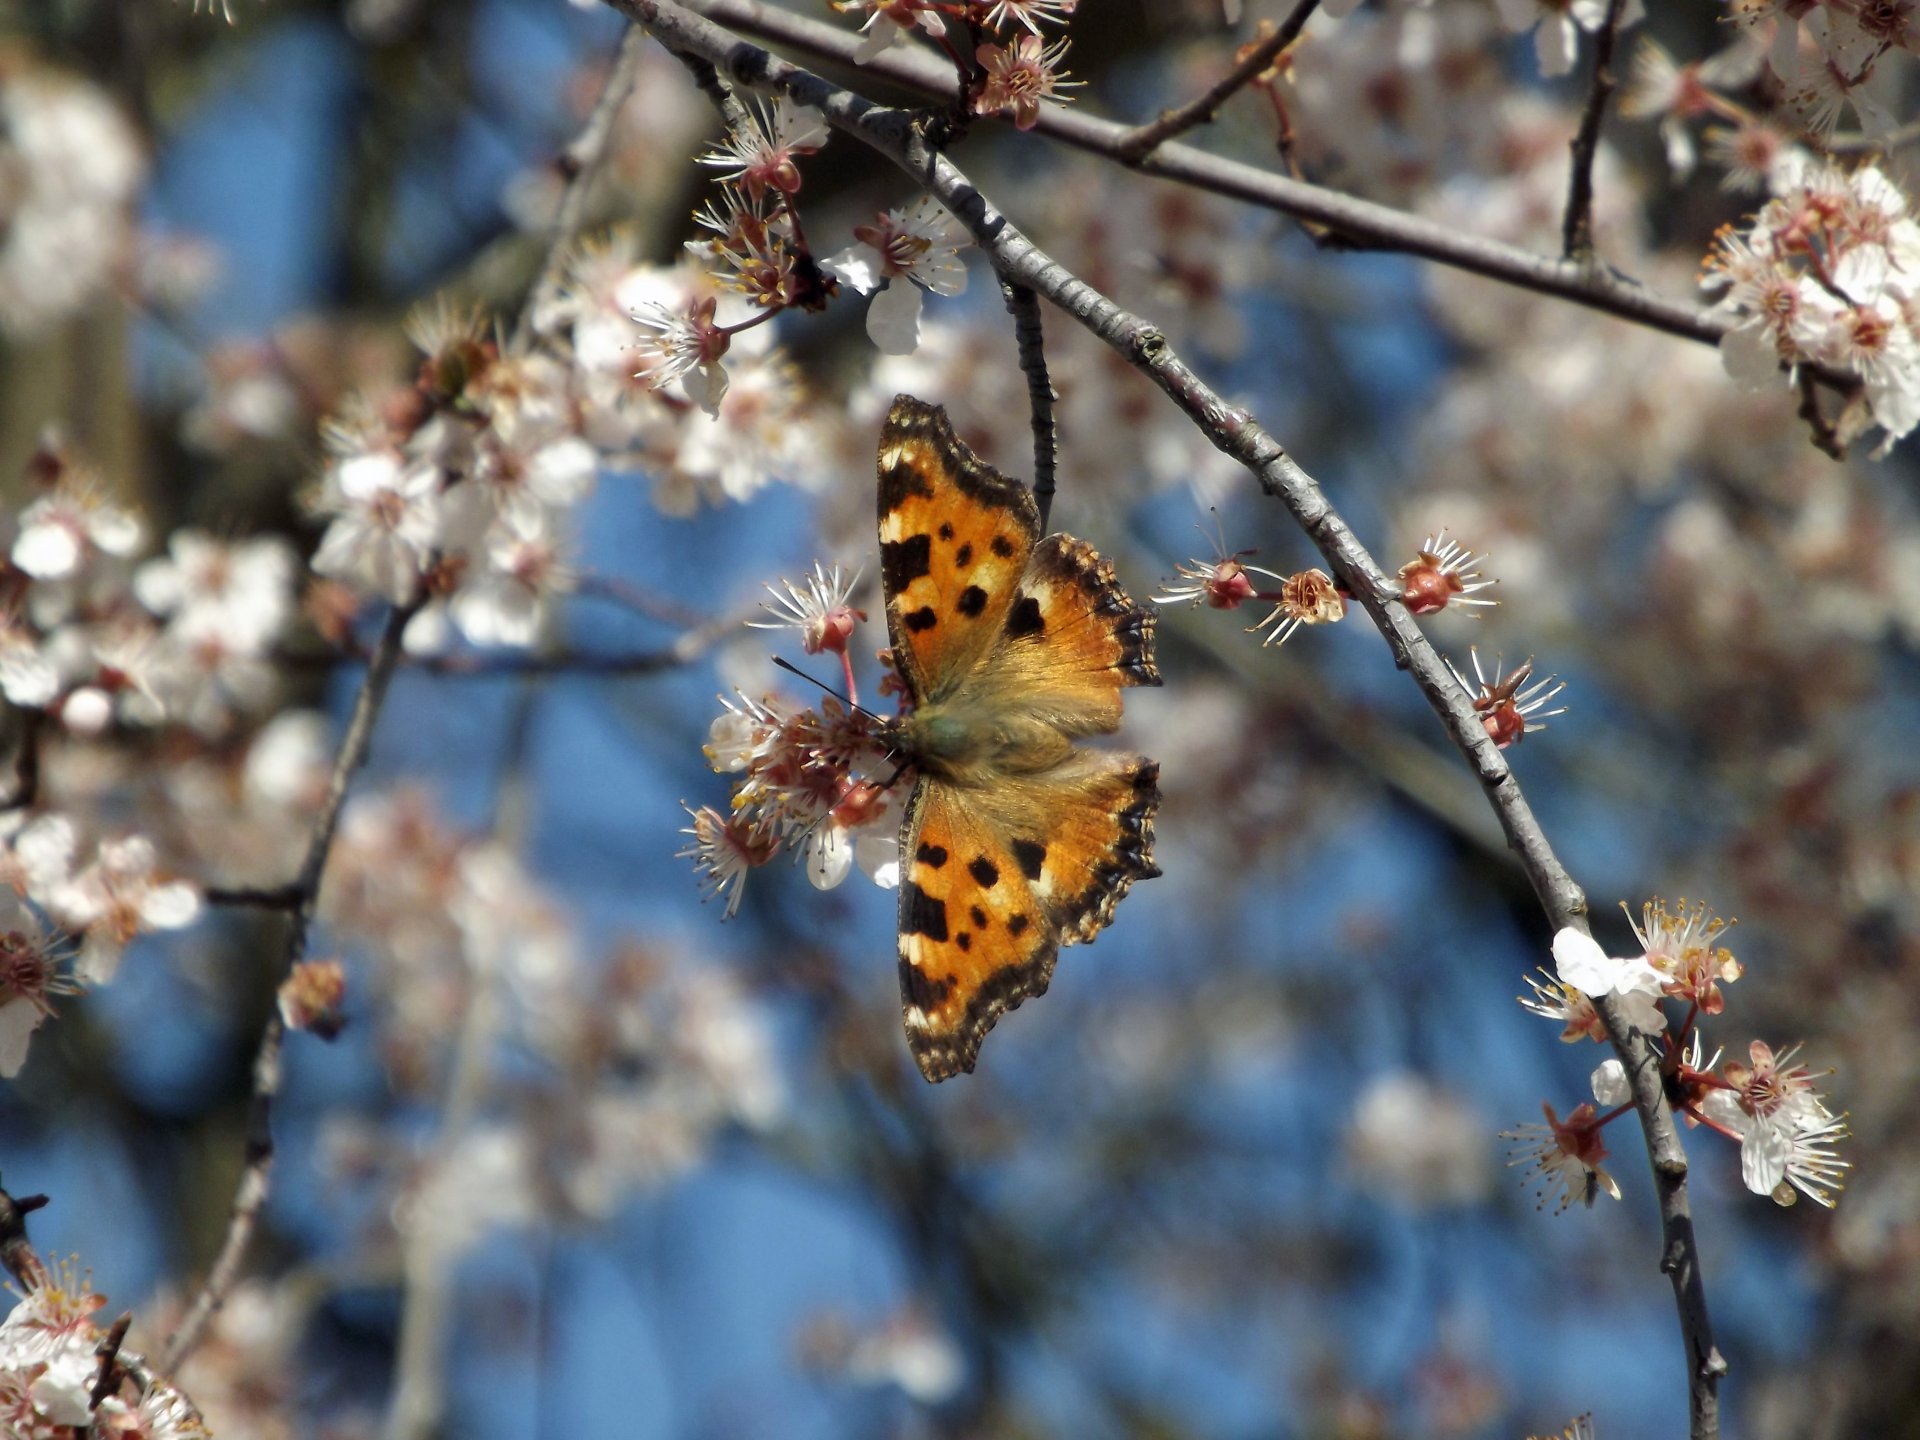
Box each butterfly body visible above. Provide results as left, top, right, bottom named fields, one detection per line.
left=875, top=395, right=1161, bottom=1083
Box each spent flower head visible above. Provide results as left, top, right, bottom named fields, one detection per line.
left=678, top=803, right=779, bottom=919
left=1154, top=550, right=1287, bottom=610
left=1446, top=647, right=1566, bottom=748
left=746, top=562, right=867, bottom=656
left=1252, top=569, right=1346, bottom=647
left=1398, top=532, right=1498, bottom=615
left=1503, top=1101, right=1622, bottom=1213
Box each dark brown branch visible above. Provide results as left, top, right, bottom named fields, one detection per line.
left=162, top=596, right=421, bottom=1373
left=90, top=1313, right=133, bottom=1410
left=0, top=707, right=42, bottom=814
left=1561, top=0, right=1629, bottom=262
left=667, top=0, right=1726, bottom=348
left=288, top=645, right=697, bottom=679
left=1114, top=0, right=1321, bottom=161
left=203, top=883, right=305, bottom=911
left=517, top=23, right=649, bottom=351
left=999, top=278, right=1057, bottom=529
left=615, top=5, right=1724, bottom=1433
left=0, top=1183, right=49, bottom=1290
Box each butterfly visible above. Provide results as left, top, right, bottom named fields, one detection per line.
left=876, top=395, right=1162, bottom=1083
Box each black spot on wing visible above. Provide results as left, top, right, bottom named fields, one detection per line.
left=900, top=880, right=949, bottom=941
left=903, top=606, right=938, bottom=633
left=970, top=905, right=988, bottom=929
left=991, top=535, right=1015, bottom=558
left=916, top=843, right=949, bottom=869
left=968, top=856, right=999, bottom=889
left=956, top=585, right=988, bottom=618
left=956, top=931, right=972, bottom=952
left=938, top=522, right=954, bottom=540
left=881, top=534, right=932, bottom=594
left=1006, top=913, right=1030, bottom=936
left=1011, top=840, right=1046, bottom=880
left=1006, top=594, right=1045, bottom=638
left=955, top=542, right=973, bottom=568
left=899, top=956, right=953, bottom=1010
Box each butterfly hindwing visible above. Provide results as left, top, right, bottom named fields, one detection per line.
left=897, top=752, right=1161, bottom=1082
left=964, top=533, right=1161, bottom=737
left=877, top=395, right=1041, bottom=706
left=897, top=777, right=1056, bottom=1083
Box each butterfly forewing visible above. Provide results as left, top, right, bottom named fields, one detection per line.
left=877, top=395, right=1041, bottom=706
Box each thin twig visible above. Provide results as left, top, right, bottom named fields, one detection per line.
left=89, top=1313, right=133, bottom=1410
left=1114, top=0, right=1321, bottom=161
left=516, top=23, right=650, bottom=351
left=998, top=278, right=1057, bottom=529
left=203, top=884, right=306, bottom=911
left=162, top=598, right=421, bottom=1373
left=614, top=6, right=1725, bottom=1434
left=276, top=641, right=718, bottom=679
left=1561, top=0, right=1629, bottom=262
left=0, top=707, right=42, bottom=814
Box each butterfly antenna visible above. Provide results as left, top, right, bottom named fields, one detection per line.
left=771, top=656, right=887, bottom=726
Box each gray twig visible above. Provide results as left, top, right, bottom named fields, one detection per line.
left=615, top=3, right=1725, bottom=1432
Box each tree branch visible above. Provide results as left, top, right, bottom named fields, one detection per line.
left=1114, top=0, right=1320, bottom=162
left=517, top=22, right=650, bottom=351
left=615, top=5, right=1724, bottom=1432
left=1561, top=0, right=1630, bottom=262
left=999, top=277, right=1057, bottom=529
left=162, top=596, right=422, bottom=1374
left=666, top=0, right=1728, bottom=348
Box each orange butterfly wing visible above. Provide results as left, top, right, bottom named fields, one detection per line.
left=875, top=394, right=1162, bottom=1082
left=878, top=397, right=1041, bottom=705
left=898, top=754, right=1160, bottom=1081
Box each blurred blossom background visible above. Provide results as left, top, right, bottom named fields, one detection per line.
left=0, top=1, right=1911, bottom=1437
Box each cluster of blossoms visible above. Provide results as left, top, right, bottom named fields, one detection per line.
left=832, top=0, right=1081, bottom=130
left=1508, top=900, right=1849, bottom=1212
left=0, top=437, right=296, bottom=739
left=0, top=436, right=330, bottom=1077
left=1704, top=158, right=1920, bottom=446
left=310, top=306, right=593, bottom=648
left=620, top=89, right=972, bottom=418
left=1730, top=0, right=1920, bottom=138
left=681, top=564, right=904, bottom=917
left=0, top=61, right=145, bottom=337
left=0, top=1250, right=204, bottom=1439
left=322, top=789, right=783, bottom=1225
